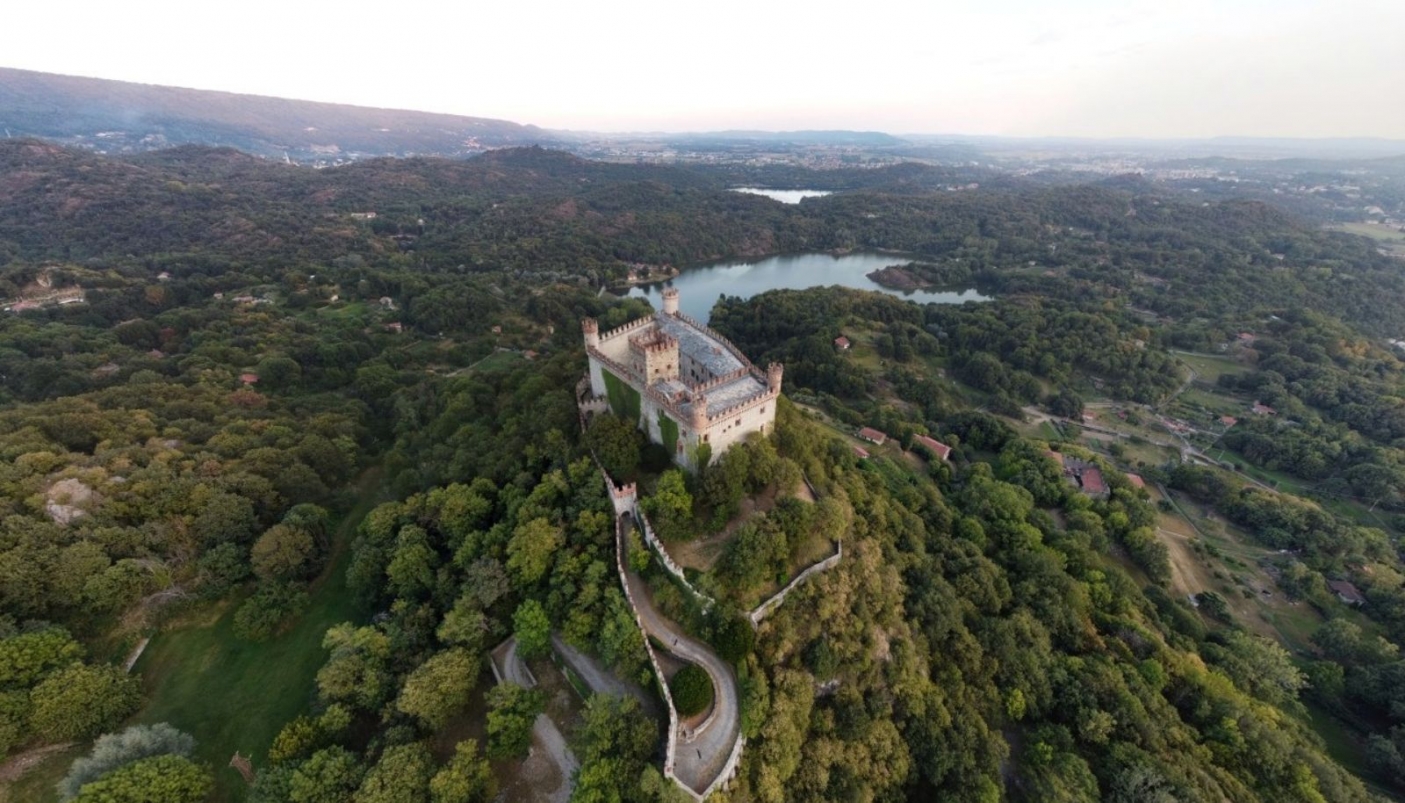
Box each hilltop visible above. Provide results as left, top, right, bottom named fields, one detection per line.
left=0, top=67, right=555, bottom=162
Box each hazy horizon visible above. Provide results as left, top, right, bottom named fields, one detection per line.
left=7, top=0, right=1404, bottom=139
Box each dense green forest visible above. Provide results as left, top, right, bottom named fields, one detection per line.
left=2, top=138, right=1405, bottom=802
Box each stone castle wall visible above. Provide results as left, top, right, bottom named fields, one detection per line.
left=583, top=297, right=779, bottom=471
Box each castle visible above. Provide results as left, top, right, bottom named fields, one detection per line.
left=580, top=288, right=781, bottom=470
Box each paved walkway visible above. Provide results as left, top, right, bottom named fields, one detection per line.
left=552, top=635, right=659, bottom=717
left=492, top=637, right=578, bottom=803
left=619, top=515, right=740, bottom=795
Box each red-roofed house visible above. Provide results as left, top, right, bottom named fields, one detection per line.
left=857, top=427, right=888, bottom=446
left=853, top=445, right=870, bottom=460
left=834, top=336, right=851, bottom=351
left=913, top=434, right=951, bottom=461
left=239, top=373, right=259, bottom=385
left=1328, top=580, right=1366, bottom=606
left=1079, top=468, right=1108, bottom=498
left=1126, top=473, right=1145, bottom=489
left=1045, top=450, right=1066, bottom=468
left=1220, top=415, right=1238, bottom=427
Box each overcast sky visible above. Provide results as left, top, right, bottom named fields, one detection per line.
left=6, top=0, right=1404, bottom=138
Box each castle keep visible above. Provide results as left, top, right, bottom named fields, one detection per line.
left=580, top=288, right=781, bottom=469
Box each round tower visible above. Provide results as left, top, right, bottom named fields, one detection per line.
left=661, top=287, right=680, bottom=316
left=582, top=317, right=599, bottom=349
left=767, top=362, right=784, bottom=393
left=691, top=393, right=709, bottom=432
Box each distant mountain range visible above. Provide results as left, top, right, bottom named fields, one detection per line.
left=0, top=67, right=557, bottom=163
left=3, top=67, right=1403, bottom=166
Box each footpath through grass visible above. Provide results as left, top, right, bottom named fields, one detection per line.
left=131, top=468, right=385, bottom=803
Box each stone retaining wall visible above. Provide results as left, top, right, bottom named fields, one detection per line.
left=703, top=732, right=747, bottom=800
left=604, top=473, right=683, bottom=790
left=749, top=541, right=843, bottom=626
left=636, top=507, right=716, bottom=610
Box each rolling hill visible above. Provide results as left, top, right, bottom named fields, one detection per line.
left=0, top=67, right=556, bottom=163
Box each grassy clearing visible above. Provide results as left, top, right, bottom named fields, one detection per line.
left=840, top=327, right=886, bottom=372
left=1173, top=351, right=1249, bottom=383
left=1178, top=386, right=1248, bottom=415
left=315, top=300, right=371, bottom=322
left=130, top=469, right=385, bottom=803
left=1179, top=494, right=1342, bottom=650
left=0, top=745, right=83, bottom=803
left=1335, top=222, right=1405, bottom=243
left=1304, top=700, right=1375, bottom=781
left=474, top=349, right=525, bottom=373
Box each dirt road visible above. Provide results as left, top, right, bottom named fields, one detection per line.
left=492, top=638, right=578, bottom=803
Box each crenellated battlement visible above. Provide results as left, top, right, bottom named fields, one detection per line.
left=689, top=366, right=752, bottom=394
left=671, top=311, right=754, bottom=368
left=583, top=288, right=780, bottom=471
left=598, top=314, right=657, bottom=343
left=629, top=329, right=678, bottom=355
left=702, top=383, right=777, bottom=425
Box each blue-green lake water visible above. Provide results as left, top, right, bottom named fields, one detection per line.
left=628, top=251, right=989, bottom=321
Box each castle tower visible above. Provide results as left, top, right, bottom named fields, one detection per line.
left=691, top=393, right=709, bottom=432
left=661, top=287, right=680, bottom=316
left=629, top=328, right=680, bottom=384
left=583, top=318, right=599, bottom=349
left=767, top=362, right=784, bottom=393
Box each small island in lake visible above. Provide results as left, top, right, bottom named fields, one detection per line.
left=621, top=261, right=681, bottom=285
left=866, top=261, right=976, bottom=292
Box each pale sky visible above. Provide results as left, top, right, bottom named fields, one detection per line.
left=6, top=0, right=1405, bottom=138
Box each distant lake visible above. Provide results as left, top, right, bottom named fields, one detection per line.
left=730, top=188, right=832, bottom=204
left=628, top=251, right=989, bottom=321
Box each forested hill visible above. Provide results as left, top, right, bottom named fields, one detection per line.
left=4, top=139, right=1405, bottom=802
left=0, top=67, right=555, bottom=161
left=3, top=140, right=1405, bottom=334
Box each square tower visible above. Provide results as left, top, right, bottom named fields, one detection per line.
left=628, top=327, right=680, bottom=385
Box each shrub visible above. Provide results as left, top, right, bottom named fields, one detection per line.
left=232, top=583, right=310, bottom=642
left=70, top=754, right=210, bottom=803
left=29, top=664, right=141, bottom=742
left=58, top=723, right=195, bottom=801
left=670, top=664, right=713, bottom=717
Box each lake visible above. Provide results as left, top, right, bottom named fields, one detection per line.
left=730, top=188, right=832, bottom=204
left=627, top=251, right=989, bottom=321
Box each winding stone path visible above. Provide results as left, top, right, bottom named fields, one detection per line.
left=619, top=514, right=741, bottom=796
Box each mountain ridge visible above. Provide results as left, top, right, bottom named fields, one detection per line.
left=0, top=66, right=556, bottom=163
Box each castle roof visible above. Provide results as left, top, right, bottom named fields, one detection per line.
left=590, top=307, right=771, bottom=424
left=653, top=314, right=746, bottom=376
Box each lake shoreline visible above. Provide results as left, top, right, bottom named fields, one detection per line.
left=621, top=249, right=989, bottom=321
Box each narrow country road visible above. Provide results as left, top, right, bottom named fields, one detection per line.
left=493, top=637, right=578, bottom=803
left=618, top=514, right=740, bottom=796
left=551, top=635, right=658, bottom=717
